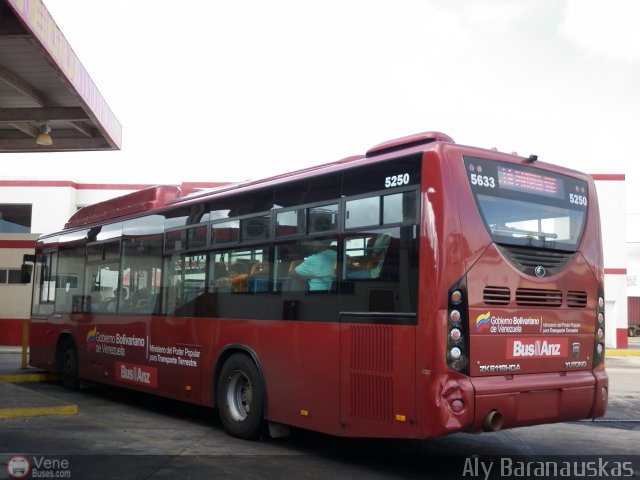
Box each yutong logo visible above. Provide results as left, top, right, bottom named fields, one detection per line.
left=115, top=362, right=158, bottom=388
left=565, top=360, right=588, bottom=368
left=507, top=337, right=568, bottom=359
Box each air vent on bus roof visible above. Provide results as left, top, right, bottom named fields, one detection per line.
left=365, top=131, right=454, bottom=158
left=65, top=185, right=199, bottom=229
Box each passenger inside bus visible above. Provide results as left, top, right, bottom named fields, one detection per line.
left=248, top=262, right=270, bottom=293
left=230, top=264, right=249, bottom=292
left=106, top=287, right=128, bottom=312
left=213, top=262, right=228, bottom=280
left=292, top=239, right=337, bottom=291
left=216, top=263, right=249, bottom=293
left=87, top=287, right=113, bottom=313
left=130, top=288, right=152, bottom=312
left=346, top=233, right=391, bottom=279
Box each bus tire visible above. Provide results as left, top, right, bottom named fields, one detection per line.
left=60, top=338, right=80, bottom=390
left=217, top=353, right=264, bottom=439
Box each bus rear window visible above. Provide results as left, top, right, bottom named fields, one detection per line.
left=464, top=157, right=588, bottom=251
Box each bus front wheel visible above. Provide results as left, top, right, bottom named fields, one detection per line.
left=59, top=338, right=79, bottom=390
left=217, top=353, right=264, bottom=439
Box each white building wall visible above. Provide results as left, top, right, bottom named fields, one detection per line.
left=0, top=185, right=76, bottom=234
left=626, top=244, right=640, bottom=296
left=0, top=234, right=40, bottom=320
left=594, top=176, right=627, bottom=348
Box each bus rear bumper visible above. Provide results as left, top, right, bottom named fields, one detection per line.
left=469, top=369, right=608, bottom=432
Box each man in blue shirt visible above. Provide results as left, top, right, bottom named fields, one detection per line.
left=294, top=239, right=337, bottom=291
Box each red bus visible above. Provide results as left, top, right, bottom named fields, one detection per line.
left=25, top=131, right=608, bottom=440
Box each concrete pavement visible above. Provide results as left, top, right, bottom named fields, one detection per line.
left=0, top=347, right=76, bottom=419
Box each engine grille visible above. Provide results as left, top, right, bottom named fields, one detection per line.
left=480, top=246, right=588, bottom=308
left=516, top=288, right=562, bottom=307
left=498, top=245, right=574, bottom=277
left=567, top=290, right=588, bottom=308
left=481, top=286, right=588, bottom=308
left=483, top=286, right=510, bottom=305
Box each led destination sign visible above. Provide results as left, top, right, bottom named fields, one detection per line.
left=497, top=166, right=564, bottom=199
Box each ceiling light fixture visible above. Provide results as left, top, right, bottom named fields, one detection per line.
left=35, top=123, right=53, bottom=146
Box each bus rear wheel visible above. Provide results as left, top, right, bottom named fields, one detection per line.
left=217, top=353, right=264, bottom=439
left=59, top=338, right=80, bottom=390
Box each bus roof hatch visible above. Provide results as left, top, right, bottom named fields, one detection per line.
left=365, top=131, right=454, bottom=158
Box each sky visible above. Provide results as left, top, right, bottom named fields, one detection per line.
left=4, top=0, right=640, bottom=224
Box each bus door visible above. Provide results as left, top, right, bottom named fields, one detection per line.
left=29, top=250, right=57, bottom=370
left=339, top=313, right=417, bottom=437
left=155, top=253, right=209, bottom=401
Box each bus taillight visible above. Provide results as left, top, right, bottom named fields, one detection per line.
left=447, top=280, right=469, bottom=374
left=593, top=290, right=605, bottom=367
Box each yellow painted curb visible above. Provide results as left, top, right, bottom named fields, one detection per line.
left=0, top=404, right=78, bottom=419
left=0, top=373, right=60, bottom=383
left=606, top=350, right=640, bottom=357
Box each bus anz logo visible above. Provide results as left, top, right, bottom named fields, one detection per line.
left=507, top=337, right=568, bottom=358
left=115, top=362, right=158, bottom=388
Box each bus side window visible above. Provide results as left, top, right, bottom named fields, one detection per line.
left=345, top=233, right=392, bottom=280
left=31, top=252, right=55, bottom=316
left=121, top=233, right=163, bottom=315
left=54, top=247, right=85, bottom=313
left=214, top=248, right=269, bottom=294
